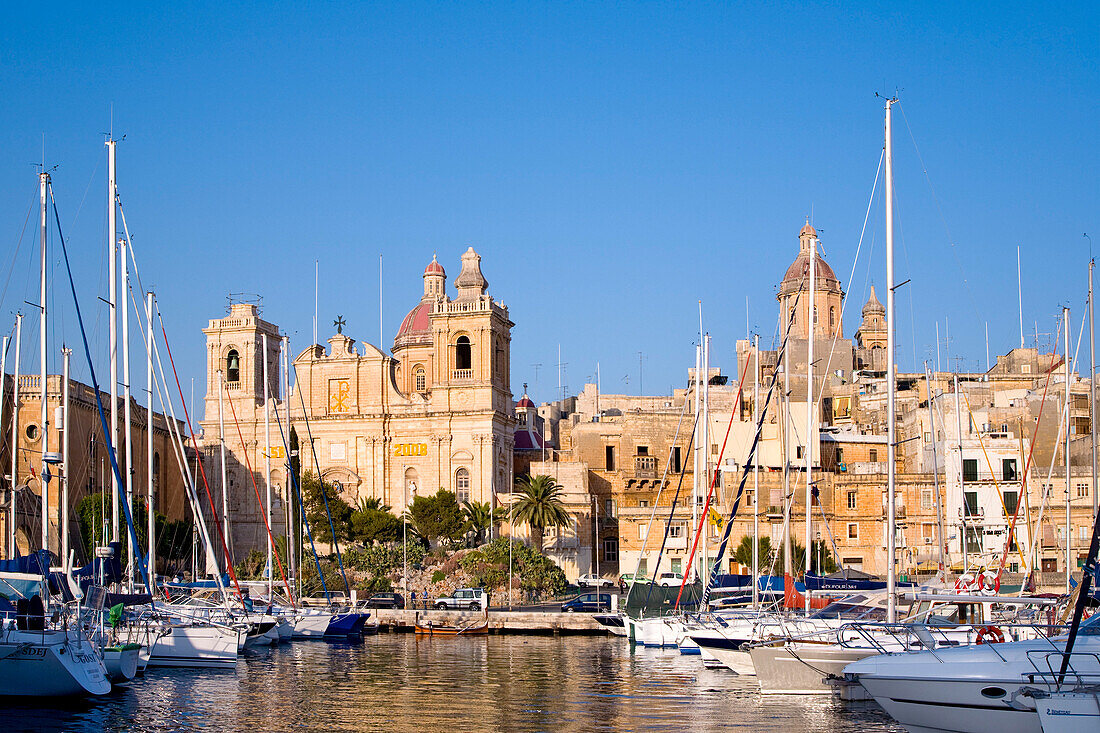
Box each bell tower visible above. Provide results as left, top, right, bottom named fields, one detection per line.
left=201, top=300, right=282, bottom=427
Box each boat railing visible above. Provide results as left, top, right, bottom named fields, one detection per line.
left=1023, top=650, right=1100, bottom=691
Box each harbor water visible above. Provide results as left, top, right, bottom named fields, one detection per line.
left=1, top=634, right=902, bottom=731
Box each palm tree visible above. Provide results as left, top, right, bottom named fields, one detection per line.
left=462, top=500, right=506, bottom=546
left=510, top=474, right=571, bottom=553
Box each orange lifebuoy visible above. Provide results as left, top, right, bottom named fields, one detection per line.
left=979, top=571, right=1000, bottom=595
left=976, top=625, right=1005, bottom=644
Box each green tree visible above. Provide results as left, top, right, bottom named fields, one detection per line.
left=300, top=471, right=354, bottom=543
left=510, top=474, right=571, bottom=553
left=462, top=500, right=506, bottom=546
left=733, top=535, right=772, bottom=569
left=408, top=489, right=468, bottom=547
left=76, top=493, right=194, bottom=574
left=349, top=498, right=402, bottom=545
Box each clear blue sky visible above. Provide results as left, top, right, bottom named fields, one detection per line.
left=1, top=2, right=1097, bottom=411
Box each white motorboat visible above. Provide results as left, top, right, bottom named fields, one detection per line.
left=843, top=620, right=1100, bottom=733
left=102, top=643, right=141, bottom=682
left=593, top=613, right=628, bottom=637
left=293, top=610, right=334, bottom=639
left=1027, top=685, right=1100, bottom=732
left=146, top=620, right=242, bottom=669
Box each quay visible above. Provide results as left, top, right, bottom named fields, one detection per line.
left=371, top=609, right=609, bottom=635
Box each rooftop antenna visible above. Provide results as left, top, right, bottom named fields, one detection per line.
left=531, top=362, right=542, bottom=388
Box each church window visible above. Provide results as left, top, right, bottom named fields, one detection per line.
left=455, top=336, right=472, bottom=371
left=414, top=365, right=426, bottom=393
left=830, top=306, right=836, bottom=328
left=226, top=349, right=240, bottom=383
left=813, top=306, right=818, bottom=324
left=455, top=467, right=471, bottom=503
left=789, top=308, right=796, bottom=327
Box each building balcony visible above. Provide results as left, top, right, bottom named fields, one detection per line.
left=633, top=456, right=657, bottom=479
left=452, top=369, right=473, bottom=381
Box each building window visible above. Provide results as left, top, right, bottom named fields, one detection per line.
left=847, top=491, right=857, bottom=510
left=226, top=349, right=240, bottom=383
left=455, top=467, right=471, bottom=504
left=639, top=500, right=648, bottom=508
left=847, top=523, right=858, bottom=539
left=1002, top=459, right=1017, bottom=481
left=637, top=559, right=648, bottom=577
left=636, top=446, right=649, bottom=456
left=605, top=446, right=615, bottom=471
left=829, top=306, right=836, bottom=328
left=25, top=423, right=40, bottom=442
left=639, top=525, right=647, bottom=540
left=670, top=557, right=682, bottom=574
left=962, top=459, right=978, bottom=482
left=669, top=524, right=683, bottom=539
left=869, top=449, right=878, bottom=462
left=1077, top=483, right=1089, bottom=499
left=604, top=499, right=614, bottom=517
left=964, top=491, right=979, bottom=516
left=671, top=446, right=681, bottom=473
left=921, top=489, right=934, bottom=510
left=813, top=306, right=818, bottom=324
left=455, top=336, right=472, bottom=371
left=1003, top=490, right=1018, bottom=516
left=922, top=523, right=934, bottom=540
left=603, top=538, right=618, bottom=562
left=796, top=446, right=804, bottom=460
left=414, top=366, right=426, bottom=393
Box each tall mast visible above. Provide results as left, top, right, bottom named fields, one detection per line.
left=282, top=335, right=295, bottom=593
left=1089, top=259, right=1097, bottom=517
left=692, top=342, right=701, bottom=581
left=806, top=231, right=816, bottom=612
left=1018, top=246, right=1025, bottom=349
left=0, top=334, right=6, bottom=559
left=885, top=96, right=898, bottom=624
left=925, top=366, right=946, bottom=580
left=752, top=333, right=760, bottom=609
left=9, top=314, right=21, bottom=558
left=1065, top=306, right=1072, bottom=595
left=107, top=138, right=119, bottom=543
left=263, top=332, right=273, bottom=598
left=39, top=170, right=49, bottom=555
left=121, top=235, right=135, bottom=588
left=955, top=375, right=967, bottom=575
left=146, top=292, right=155, bottom=592
left=702, top=332, right=711, bottom=582
left=218, top=370, right=231, bottom=570
left=782, top=323, right=792, bottom=581
left=62, top=347, right=71, bottom=563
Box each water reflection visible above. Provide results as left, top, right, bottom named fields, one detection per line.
left=1, top=636, right=901, bottom=732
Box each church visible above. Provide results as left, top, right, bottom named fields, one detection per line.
left=199, top=247, right=515, bottom=561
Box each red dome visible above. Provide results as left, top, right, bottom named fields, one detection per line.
left=516, top=396, right=535, bottom=409
left=782, top=253, right=838, bottom=284
left=397, top=301, right=432, bottom=338
left=424, top=257, right=445, bottom=277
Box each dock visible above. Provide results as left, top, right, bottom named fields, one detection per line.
left=371, top=609, right=609, bottom=635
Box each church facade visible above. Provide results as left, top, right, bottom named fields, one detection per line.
left=199, top=247, right=514, bottom=561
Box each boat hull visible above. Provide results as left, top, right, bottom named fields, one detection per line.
left=690, top=634, right=756, bottom=675
left=749, top=643, right=875, bottom=695
left=103, top=644, right=141, bottom=682
left=0, top=631, right=111, bottom=696
left=293, top=613, right=332, bottom=639
left=325, top=612, right=370, bottom=638
left=147, top=624, right=240, bottom=669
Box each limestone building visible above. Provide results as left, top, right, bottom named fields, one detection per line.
left=200, top=248, right=515, bottom=561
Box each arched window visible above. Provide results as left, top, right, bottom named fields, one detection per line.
left=152, top=451, right=160, bottom=505
left=455, top=467, right=471, bottom=504
left=830, top=306, right=836, bottom=328
left=414, top=365, right=426, bottom=393
left=455, top=336, right=472, bottom=371
left=813, top=306, right=818, bottom=324
left=789, top=308, right=796, bottom=327
left=226, top=349, right=240, bottom=383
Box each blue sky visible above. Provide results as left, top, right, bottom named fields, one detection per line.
left=1, top=2, right=1097, bottom=410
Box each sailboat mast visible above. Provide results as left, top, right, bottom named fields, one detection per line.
left=805, top=231, right=816, bottom=612
left=782, top=326, right=792, bottom=580
left=925, top=366, right=946, bottom=580
left=283, top=335, right=295, bottom=593
left=955, top=375, right=967, bottom=575
left=9, top=314, right=21, bottom=558
left=1089, top=260, right=1097, bottom=517
left=692, top=342, right=701, bottom=582
left=1064, top=306, right=1072, bottom=595
left=218, top=369, right=231, bottom=570
left=0, top=334, right=6, bottom=558
left=702, top=332, right=710, bottom=582
left=39, top=170, right=49, bottom=555
left=885, top=97, right=898, bottom=624
left=107, top=138, right=119, bottom=543
left=121, top=235, right=134, bottom=588
left=263, top=332, right=273, bottom=598
left=752, top=333, right=760, bottom=609
left=146, top=291, right=155, bottom=592
left=62, top=347, right=71, bottom=563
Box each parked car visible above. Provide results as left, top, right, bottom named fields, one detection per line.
left=576, top=574, right=615, bottom=588
left=364, top=592, right=405, bottom=609
left=561, top=593, right=612, bottom=613
left=656, top=572, right=685, bottom=587
left=618, top=573, right=650, bottom=586
left=433, top=588, right=488, bottom=611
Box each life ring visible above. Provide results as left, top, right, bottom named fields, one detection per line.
left=979, top=571, right=1000, bottom=596
left=955, top=574, right=975, bottom=593
left=976, top=625, right=1005, bottom=644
